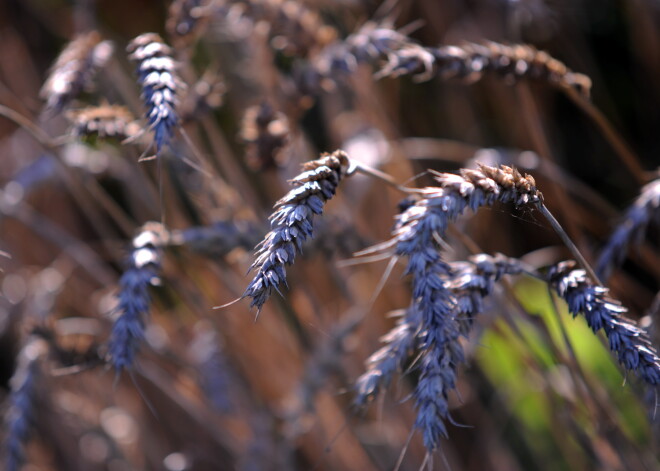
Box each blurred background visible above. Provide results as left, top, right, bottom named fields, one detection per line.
left=0, top=0, right=659, bottom=470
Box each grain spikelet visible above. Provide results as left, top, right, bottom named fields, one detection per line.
left=549, top=261, right=660, bottom=385
left=242, top=150, right=351, bottom=312
left=127, top=33, right=183, bottom=154
left=107, top=222, right=168, bottom=372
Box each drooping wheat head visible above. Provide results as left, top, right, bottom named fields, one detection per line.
left=355, top=166, right=542, bottom=450
left=548, top=261, right=660, bottom=386
left=170, top=219, right=262, bottom=259
left=596, top=174, right=660, bottom=279
left=242, top=150, right=351, bottom=312
left=353, top=308, right=419, bottom=408
left=295, top=23, right=410, bottom=96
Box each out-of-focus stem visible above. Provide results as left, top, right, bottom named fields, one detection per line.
left=352, top=161, right=421, bottom=194
left=537, top=202, right=602, bottom=285
left=0, top=104, right=56, bottom=149
left=564, top=87, right=647, bottom=184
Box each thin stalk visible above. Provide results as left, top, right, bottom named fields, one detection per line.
left=515, top=85, right=584, bottom=241
left=564, top=87, right=647, bottom=184
left=0, top=196, right=115, bottom=286
left=536, top=203, right=602, bottom=286
left=0, top=104, right=57, bottom=149
left=351, top=161, right=421, bottom=194
left=0, top=103, right=136, bottom=239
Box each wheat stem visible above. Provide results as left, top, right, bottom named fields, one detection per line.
left=536, top=202, right=602, bottom=286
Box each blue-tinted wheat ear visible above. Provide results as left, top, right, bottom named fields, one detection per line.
left=241, top=150, right=351, bottom=313
left=596, top=174, right=660, bottom=279
left=127, top=33, right=183, bottom=156
left=170, top=220, right=261, bottom=258
left=5, top=334, right=49, bottom=471
left=108, top=222, right=168, bottom=372
left=353, top=309, right=419, bottom=408
left=353, top=162, right=544, bottom=450
left=549, top=261, right=660, bottom=386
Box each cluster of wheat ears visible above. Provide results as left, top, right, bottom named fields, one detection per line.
left=1, top=1, right=659, bottom=470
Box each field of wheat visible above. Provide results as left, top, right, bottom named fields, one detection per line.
left=1, top=1, right=659, bottom=470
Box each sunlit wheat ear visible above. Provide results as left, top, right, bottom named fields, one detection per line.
left=377, top=40, right=592, bottom=98
left=4, top=333, right=49, bottom=471
left=480, top=41, right=591, bottom=97
left=324, top=22, right=410, bottom=71
left=127, top=33, right=183, bottom=156
left=67, top=104, right=141, bottom=141
left=107, top=222, right=168, bottom=373
left=596, top=173, right=660, bottom=279
left=354, top=164, right=542, bottom=260
left=40, top=31, right=114, bottom=113
left=240, top=101, right=290, bottom=171
left=166, top=0, right=215, bottom=48
left=394, top=164, right=542, bottom=247
left=548, top=261, right=660, bottom=386
left=355, top=164, right=542, bottom=452
left=241, top=150, right=351, bottom=313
